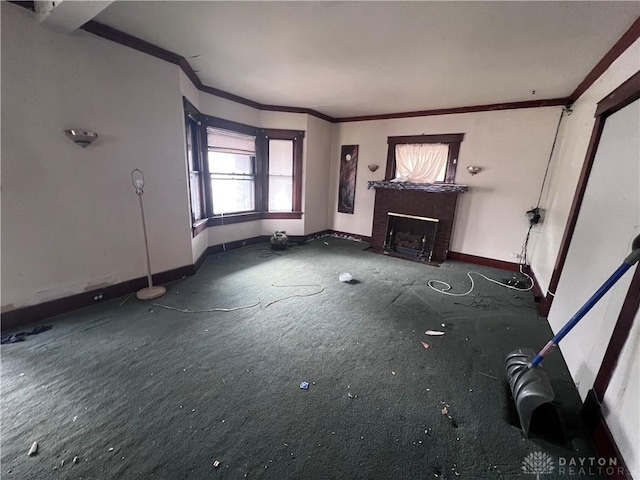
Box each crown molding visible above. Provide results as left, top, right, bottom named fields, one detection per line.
left=569, top=16, right=640, bottom=102
left=334, top=98, right=569, bottom=123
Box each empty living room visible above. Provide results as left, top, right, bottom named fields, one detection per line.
left=1, top=1, right=639, bottom=479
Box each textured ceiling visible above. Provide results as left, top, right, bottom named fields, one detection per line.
left=94, top=1, right=640, bottom=118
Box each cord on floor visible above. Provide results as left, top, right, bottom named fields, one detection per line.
left=427, top=266, right=534, bottom=297
left=150, top=283, right=324, bottom=313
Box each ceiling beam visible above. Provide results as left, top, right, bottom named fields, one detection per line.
left=36, top=0, right=114, bottom=33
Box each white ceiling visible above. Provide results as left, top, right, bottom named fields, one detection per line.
left=92, top=1, right=640, bottom=118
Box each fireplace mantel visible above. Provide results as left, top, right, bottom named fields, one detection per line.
left=367, top=181, right=469, bottom=193
left=370, top=184, right=464, bottom=264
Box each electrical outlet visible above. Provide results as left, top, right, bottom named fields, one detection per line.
left=92, top=293, right=104, bottom=301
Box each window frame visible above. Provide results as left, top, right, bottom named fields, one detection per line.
left=183, top=98, right=304, bottom=236
left=385, top=133, right=464, bottom=184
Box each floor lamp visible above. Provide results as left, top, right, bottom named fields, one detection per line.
left=131, top=169, right=166, bottom=300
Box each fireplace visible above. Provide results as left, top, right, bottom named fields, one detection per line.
left=368, top=181, right=468, bottom=264
left=384, top=213, right=438, bottom=261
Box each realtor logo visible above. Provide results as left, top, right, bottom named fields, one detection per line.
left=522, top=451, right=555, bottom=479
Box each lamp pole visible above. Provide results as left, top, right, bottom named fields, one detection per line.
left=131, top=169, right=166, bottom=300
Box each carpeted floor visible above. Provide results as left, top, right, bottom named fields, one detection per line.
left=1, top=237, right=601, bottom=479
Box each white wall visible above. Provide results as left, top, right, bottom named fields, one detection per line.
left=547, top=100, right=639, bottom=477
left=530, top=38, right=640, bottom=296
left=304, top=115, right=333, bottom=234
left=548, top=99, right=639, bottom=398
left=602, top=312, right=640, bottom=478
left=330, top=107, right=562, bottom=260
left=603, top=309, right=640, bottom=480
left=1, top=4, right=193, bottom=310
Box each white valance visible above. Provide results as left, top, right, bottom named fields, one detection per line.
left=207, top=128, right=256, bottom=155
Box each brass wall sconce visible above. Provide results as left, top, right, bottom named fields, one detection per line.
left=368, top=164, right=379, bottom=172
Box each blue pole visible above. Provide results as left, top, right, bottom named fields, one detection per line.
left=530, top=262, right=632, bottom=367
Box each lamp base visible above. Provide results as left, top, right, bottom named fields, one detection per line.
left=136, top=285, right=166, bottom=300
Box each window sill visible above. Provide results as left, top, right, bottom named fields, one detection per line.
left=192, top=211, right=303, bottom=236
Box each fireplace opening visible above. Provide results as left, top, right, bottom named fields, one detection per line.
left=384, top=212, right=439, bottom=262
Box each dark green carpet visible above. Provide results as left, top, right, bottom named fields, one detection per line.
left=1, top=237, right=599, bottom=479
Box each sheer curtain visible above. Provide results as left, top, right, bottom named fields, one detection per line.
left=394, top=143, right=449, bottom=183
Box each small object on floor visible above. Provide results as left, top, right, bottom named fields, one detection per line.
left=108, top=448, right=114, bottom=452
left=2, top=325, right=52, bottom=345
left=425, top=330, right=445, bottom=336
left=339, top=272, right=353, bottom=282
left=28, top=441, right=38, bottom=456
left=73, top=456, right=79, bottom=464
left=213, top=460, right=220, bottom=468
left=421, top=341, right=430, bottom=349
left=392, top=371, right=396, bottom=375
left=441, top=406, right=449, bottom=415
left=61, top=459, right=65, bottom=467
left=477, top=371, right=497, bottom=380
left=270, top=231, right=288, bottom=250
left=449, top=416, right=459, bottom=428
left=323, top=241, right=329, bottom=245
left=300, top=381, right=309, bottom=390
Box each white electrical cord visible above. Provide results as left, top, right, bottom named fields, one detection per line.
left=150, top=283, right=324, bottom=314
left=427, top=266, right=534, bottom=297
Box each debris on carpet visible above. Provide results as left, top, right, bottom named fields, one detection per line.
left=2, top=325, right=52, bottom=344
left=425, top=330, right=445, bottom=336
left=28, top=442, right=38, bottom=456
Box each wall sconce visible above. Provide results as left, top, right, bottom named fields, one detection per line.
left=65, top=129, right=98, bottom=147
left=368, top=164, right=379, bottom=172
left=466, top=166, right=482, bottom=175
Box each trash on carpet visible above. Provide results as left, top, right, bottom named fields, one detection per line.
left=425, top=330, right=445, bottom=336
left=347, top=392, right=358, bottom=399
left=339, top=272, right=353, bottom=282
left=300, top=381, right=309, bottom=390
left=73, top=456, right=79, bottom=464
left=477, top=371, right=498, bottom=380
left=108, top=448, right=114, bottom=452
left=213, top=460, right=220, bottom=468
left=2, top=325, right=52, bottom=345
left=441, top=406, right=449, bottom=415
left=28, top=441, right=38, bottom=456
left=421, top=341, right=430, bottom=349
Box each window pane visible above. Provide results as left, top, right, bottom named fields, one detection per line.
left=269, top=140, right=293, bottom=176
left=208, top=152, right=253, bottom=175
left=269, top=176, right=293, bottom=212
left=210, top=176, right=255, bottom=214
left=189, top=172, right=203, bottom=221
left=395, top=143, right=449, bottom=183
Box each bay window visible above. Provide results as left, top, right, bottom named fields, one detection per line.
left=183, top=98, right=304, bottom=235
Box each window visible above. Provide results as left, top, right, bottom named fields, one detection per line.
left=184, top=105, right=205, bottom=223
left=268, top=139, right=294, bottom=212
left=385, top=134, right=464, bottom=184
left=207, top=128, right=257, bottom=215
left=183, top=98, right=304, bottom=235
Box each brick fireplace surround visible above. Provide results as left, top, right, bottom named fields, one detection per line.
left=370, top=185, right=466, bottom=264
